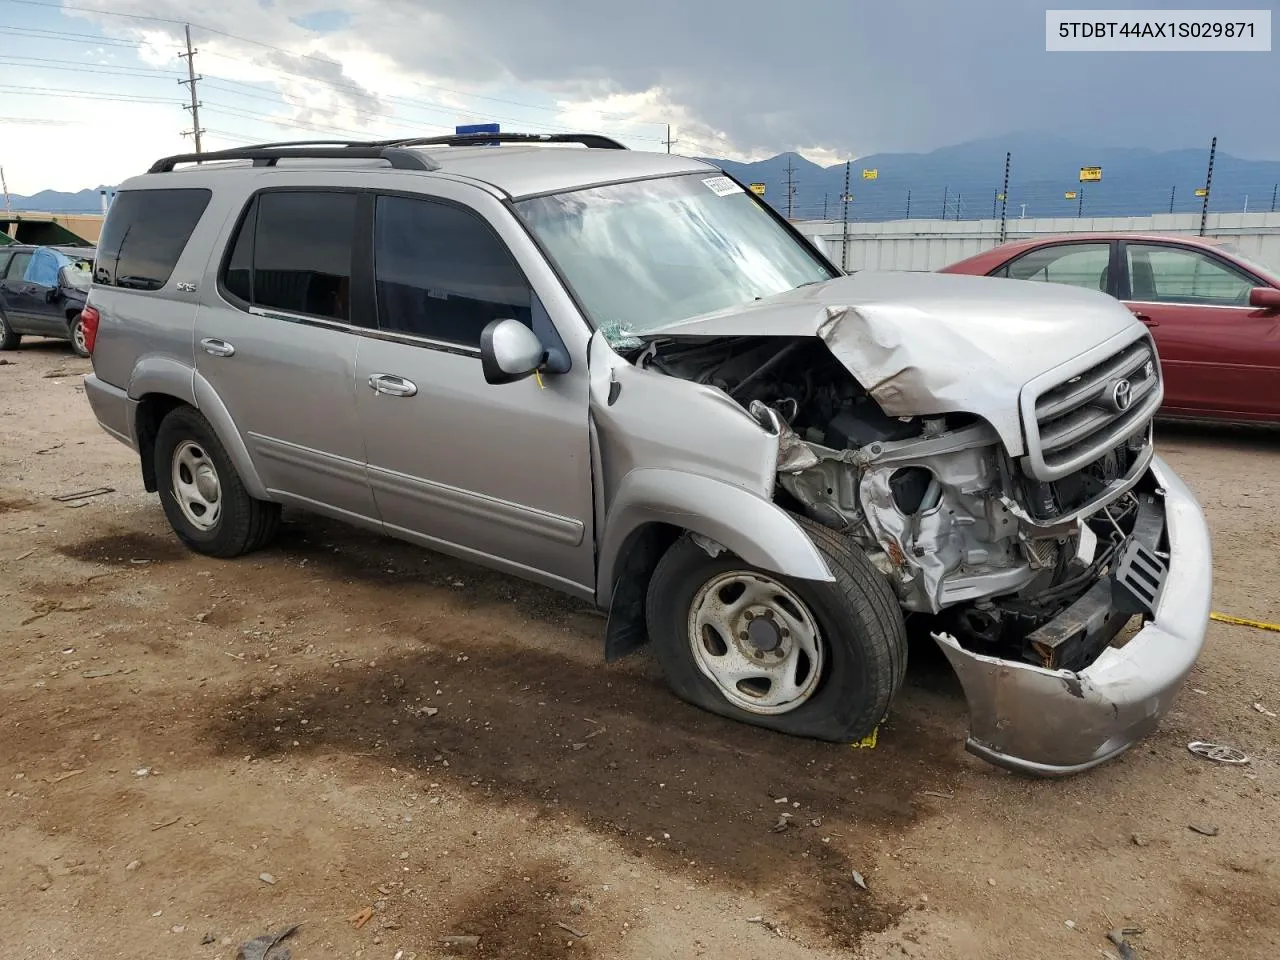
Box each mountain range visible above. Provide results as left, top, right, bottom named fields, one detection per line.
left=8, top=134, right=1280, bottom=221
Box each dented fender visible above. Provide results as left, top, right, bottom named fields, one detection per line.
left=596, top=468, right=833, bottom=606
left=587, top=330, right=833, bottom=607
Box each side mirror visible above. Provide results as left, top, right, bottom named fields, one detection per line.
left=480, top=318, right=546, bottom=385
left=1248, top=287, right=1280, bottom=310
left=45, top=288, right=59, bottom=304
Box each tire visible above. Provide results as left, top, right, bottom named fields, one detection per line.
left=645, top=516, right=907, bottom=742
left=0, top=310, right=20, bottom=350
left=68, top=312, right=90, bottom=357
left=154, top=406, right=281, bottom=558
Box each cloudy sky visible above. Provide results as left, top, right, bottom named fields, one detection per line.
left=0, top=0, right=1276, bottom=193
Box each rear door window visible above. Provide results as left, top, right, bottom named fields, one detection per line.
left=4, top=251, right=32, bottom=281
left=1000, top=243, right=1112, bottom=292
left=221, top=191, right=358, bottom=323
left=94, top=188, right=211, bottom=290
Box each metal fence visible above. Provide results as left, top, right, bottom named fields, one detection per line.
left=792, top=212, right=1280, bottom=273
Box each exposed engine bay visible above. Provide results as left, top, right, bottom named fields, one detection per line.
left=635, top=334, right=1153, bottom=672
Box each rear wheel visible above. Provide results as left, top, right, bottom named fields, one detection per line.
left=0, top=310, right=20, bottom=350
left=154, top=406, right=280, bottom=558
left=68, top=312, right=89, bottom=357
left=645, top=518, right=907, bottom=741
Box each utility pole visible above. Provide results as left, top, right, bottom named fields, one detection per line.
left=998, top=151, right=1010, bottom=242
left=1243, top=194, right=1249, bottom=214
left=840, top=160, right=851, bottom=271
left=1077, top=187, right=1084, bottom=218
left=955, top=192, right=962, bottom=221
left=992, top=188, right=998, bottom=219
left=1199, top=135, right=1216, bottom=236
left=941, top=185, right=948, bottom=219
left=662, top=124, right=677, bottom=154
left=905, top=189, right=911, bottom=219
left=823, top=193, right=828, bottom=220
left=1169, top=185, right=1176, bottom=214
left=785, top=155, right=797, bottom=219
left=179, top=24, right=204, bottom=154
left=0, top=165, right=10, bottom=213
left=1272, top=183, right=1277, bottom=212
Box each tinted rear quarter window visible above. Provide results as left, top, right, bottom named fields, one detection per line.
left=95, top=188, right=211, bottom=290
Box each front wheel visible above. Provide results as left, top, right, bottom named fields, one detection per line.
left=68, top=313, right=90, bottom=357
left=154, top=406, right=280, bottom=558
left=645, top=518, right=907, bottom=741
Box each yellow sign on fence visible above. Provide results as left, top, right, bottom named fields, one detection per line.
left=1079, top=166, right=1102, bottom=182
left=862, top=168, right=878, bottom=180
left=1195, top=187, right=1209, bottom=197
left=749, top=182, right=766, bottom=196
left=1064, top=190, right=1078, bottom=200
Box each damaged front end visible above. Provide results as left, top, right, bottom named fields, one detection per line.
left=634, top=312, right=1210, bottom=775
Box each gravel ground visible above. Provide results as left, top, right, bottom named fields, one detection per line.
left=1, top=341, right=1278, bottom=960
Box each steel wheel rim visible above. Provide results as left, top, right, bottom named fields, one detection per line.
left=71, top=316, right=86, bottom=353
left=171, top=440, right=221, bottom=531
left=687, top=570, right=824, bottom=715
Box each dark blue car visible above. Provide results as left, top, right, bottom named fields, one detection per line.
left=0, top=244, right=96, bottom=356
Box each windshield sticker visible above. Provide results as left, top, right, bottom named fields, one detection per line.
left=701, top=176, right=743, bottom=197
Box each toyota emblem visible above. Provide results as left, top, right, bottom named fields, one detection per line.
left=1109, top=378, right=1133, bottom=412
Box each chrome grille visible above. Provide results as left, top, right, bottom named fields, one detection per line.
left=1025, top=337, right=1161, bottom=482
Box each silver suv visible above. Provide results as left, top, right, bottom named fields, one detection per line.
left=83, top=133, right=1212, bottom=776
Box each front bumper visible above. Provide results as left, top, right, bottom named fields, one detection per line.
left=932, top=456, right=1211, bottom=777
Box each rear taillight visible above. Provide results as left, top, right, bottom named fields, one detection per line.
left=80, top=304, right=100, bottom=354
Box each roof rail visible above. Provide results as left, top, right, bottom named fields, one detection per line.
left=147, top=131, right=628, bottom=174
left=147, top=144, right=440, bottom=174
left=370, top=132, right=629, bottom=150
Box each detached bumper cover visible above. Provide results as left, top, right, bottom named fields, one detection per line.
left=933, top=456, right=1212, bottom=776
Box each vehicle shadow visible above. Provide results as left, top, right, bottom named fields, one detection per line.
left=203, top=514, right=967, bottom=947
left=1157, top=418, right=1280, bottom=452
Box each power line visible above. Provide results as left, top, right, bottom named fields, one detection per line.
left=0, top=1, right=666, bottom=129
left=0, top=83, right=182, bottom=105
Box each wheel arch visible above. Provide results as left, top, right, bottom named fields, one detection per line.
left=131, top=374, right=267, bottom=500
left=597, top=469, right=834, bottom=661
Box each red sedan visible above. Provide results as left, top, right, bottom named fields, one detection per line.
left=941, top=234, right=1280, bottom=423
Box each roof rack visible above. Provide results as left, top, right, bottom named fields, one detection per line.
left=147, top=132, right=628, bottom=174
left=148, top=143, right=438, bottom=174
left=369, top=132, right=629, bottom=150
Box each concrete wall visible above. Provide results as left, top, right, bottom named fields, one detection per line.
left=794, top=212, right=1280, bottom=273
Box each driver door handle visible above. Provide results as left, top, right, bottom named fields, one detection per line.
left=368, top=374, right=418, bottom=398
left=1129, top=309, right=1157, bottom=326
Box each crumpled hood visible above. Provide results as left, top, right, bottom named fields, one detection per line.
left=640, top=270, right=1145, bottom=456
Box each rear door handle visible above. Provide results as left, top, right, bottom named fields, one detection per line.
left=200, top=338, right=235, bottom=357
left=368, top=374, right=418, bottom=398
left=1129, top=309, right=1157, bottom=326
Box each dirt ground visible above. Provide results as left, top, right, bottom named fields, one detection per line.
left=2, top=342, right=1278, bottom=960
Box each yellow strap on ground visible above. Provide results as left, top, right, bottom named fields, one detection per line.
left=851, top=726, right=878, bottom=749
left=1210, top=612, right=1280, bottom=634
